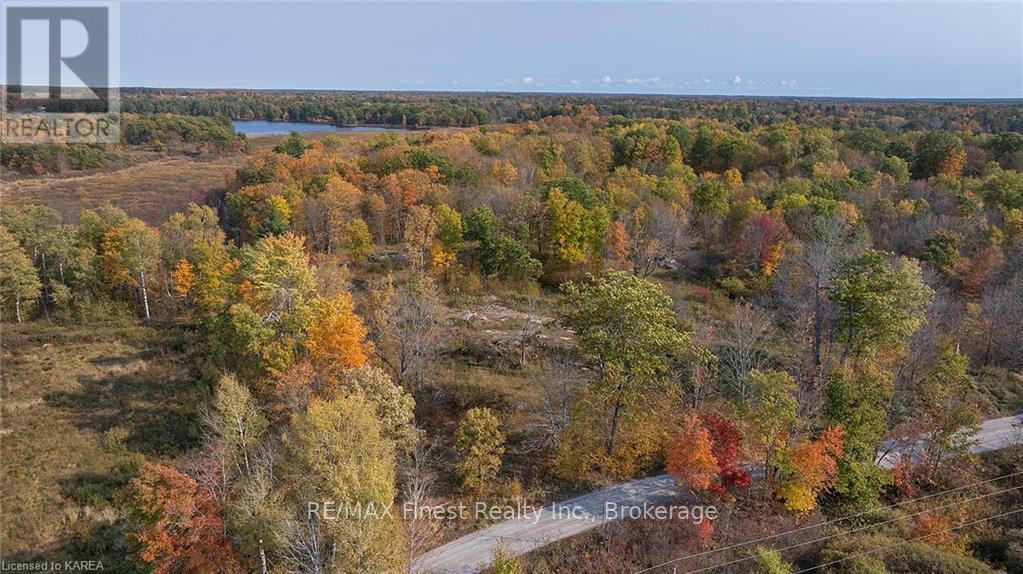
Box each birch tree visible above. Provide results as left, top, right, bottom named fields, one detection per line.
left=0, top=225, right=41, bottom=323
left=102, top=218, right=161, bottom=320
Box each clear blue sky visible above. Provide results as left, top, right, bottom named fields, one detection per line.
left=116, top=1, right=1021, bottom=98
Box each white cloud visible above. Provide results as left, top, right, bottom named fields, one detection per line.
left=521, top=76, right=535, bottom=85
left=731, top=75, right=742, bottom=85
left=599, top=75, right=612, bottom=83
left=622, top=77, right=663, bottom=86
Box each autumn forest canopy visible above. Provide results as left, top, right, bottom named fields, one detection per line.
left=2, top=93, right=1023, bottom=574
left=119, top=88, right=1023, bottom=131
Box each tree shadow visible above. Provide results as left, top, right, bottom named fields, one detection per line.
left=1, top=518, right=137, bottom=573
left=44, top=341, right=200, bottom=458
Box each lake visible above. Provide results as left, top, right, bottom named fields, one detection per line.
left=233, top=120, right=396, bottom=136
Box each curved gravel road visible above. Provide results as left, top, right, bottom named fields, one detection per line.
left=412, top=413, right=1023, bottom=574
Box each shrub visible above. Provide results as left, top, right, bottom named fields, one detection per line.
left=719, top=276, right=747, bottom=296
left=752, top=546, right=793, bottom=574
left=885, top=541, right=998, bottom=574
left=1, top=144, right=61, bottom=173
left=820, top=535, right=890, bottom=574
left=821, top=534, right=997, bottom=574
left=454, top=407, right=506, bottom=493
left=67, top=144, right=106, bottom=170
left=491, top=542, right=524, bottom=574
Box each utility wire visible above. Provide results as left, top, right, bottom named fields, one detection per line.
left=633, top=470, right=1023, bottom=574
left=674, top=485, right=1020, bottom=574
left=633, top=476, right=1023, bottom=574
left=791, top=506, right=1023, bottom=573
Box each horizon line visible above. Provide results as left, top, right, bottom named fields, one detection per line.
left=112, top=86, right=1023, bottom=103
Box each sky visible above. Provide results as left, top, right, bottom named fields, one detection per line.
left=105, top=1, right=1023, bottom=98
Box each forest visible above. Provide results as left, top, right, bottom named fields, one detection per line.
left=120, top=88, right=1023, bottom=131
left=2, top=96, right=1023, bottom=574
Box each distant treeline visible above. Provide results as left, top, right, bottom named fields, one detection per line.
left=2, top=114, right=243, bottom=175
left=120, top=88, right=1023, bottom=132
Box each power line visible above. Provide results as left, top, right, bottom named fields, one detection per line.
left=633, top=470, right=1023, bottom=574
left=633, top=478, right=1023, bottom=574
left=675, top=485, right=1020, bottom=574
left=791, top=506, right=1023, bottom=573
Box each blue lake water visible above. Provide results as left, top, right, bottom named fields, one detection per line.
left=233, top=120, right=395, bottom=136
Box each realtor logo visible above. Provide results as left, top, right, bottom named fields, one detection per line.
left=2, top=1, right=120, bottom=143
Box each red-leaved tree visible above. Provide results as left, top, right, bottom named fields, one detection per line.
left=667, top=414, right=752, bottom=502
left=701, top=414, right=753, bottom=499
left=128, top=462, right=243, bottom=574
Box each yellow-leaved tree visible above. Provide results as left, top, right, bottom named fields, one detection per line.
left=777, top=425, right=845, bottom=513
left=280, top=395, right=403, bottom=573
left=305, top=292, right=372, bottom=372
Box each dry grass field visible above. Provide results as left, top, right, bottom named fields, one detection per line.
left=0, top=321, right=200, bottom=563
left=2, top=154, right=245, bottom=225
left=0, top=130, right=387, bottom=226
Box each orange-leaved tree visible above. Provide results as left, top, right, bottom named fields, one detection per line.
left=128, top=462, right=242, bottom=574
left=667, top=414, right=718, bottom=492
left=667, top=413, right=752, bottom=501
left=777, top=425, right=845, bottom=513
left=304, top=292, right=372, bottom=372
left=171, top=259, right=196, bottom=299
